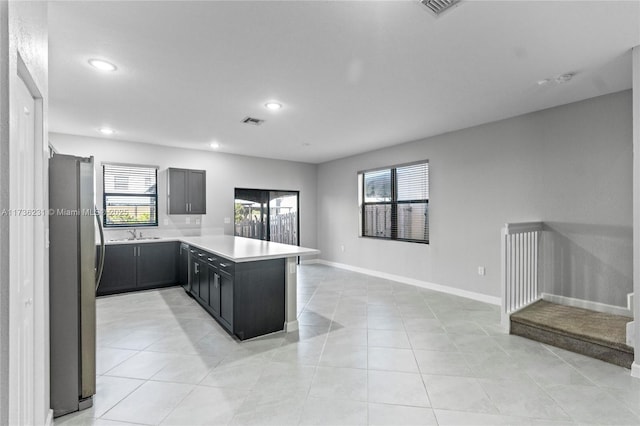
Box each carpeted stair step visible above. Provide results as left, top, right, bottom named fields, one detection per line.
left=510, top=300, right=634, bottom=368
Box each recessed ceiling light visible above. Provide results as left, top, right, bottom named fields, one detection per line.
left=88, top=59, right=117, bottom=72
left=265, top=102, right=282, bottom=111
left=555, top=73, right=575, bottom=84
left=210, top=142, right=220, bottom=149
left=98, top=127, right=115, bottom=135
left=537, top=72, right=576, bottom=87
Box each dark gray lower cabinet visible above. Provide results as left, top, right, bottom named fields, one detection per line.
left=97, top=242, right=179, bottom=296
left=188, top=248, right=284, bottom=340
left=137, top=242, right=179, bottom=289
left=218, top=268, right=234, bottom=331
left=98, top=244, right=137, bottom=295
left=178, top=243, right=189, bottom=290
left=209, top=271, right=221, bottom=316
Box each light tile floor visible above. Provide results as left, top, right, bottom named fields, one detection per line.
left=55, top=264, right=640, bottom=426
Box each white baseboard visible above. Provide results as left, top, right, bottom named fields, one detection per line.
left=541, top=293, right=632, bottom=318
left=45, top=409, right=54, bottom=426
left=316, top=259, right=501, bottom=306
left=300, top=258, right=320, bottom=265
left=627, top=321, right=635, bottom=347
left=284, top=320, right=299, bottom=333
left=632, top=362, right=640, bottom=379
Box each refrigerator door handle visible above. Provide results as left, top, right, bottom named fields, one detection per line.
left=95, top=206, right=105, bottom=291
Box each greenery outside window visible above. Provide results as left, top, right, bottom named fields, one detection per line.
left=103, top=163, right=158, bottom=227
left=358, top=161, right=429, bottom=243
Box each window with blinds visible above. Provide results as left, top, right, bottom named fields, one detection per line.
left=359, top=161, right=429, bottom=243
left=103, top=163, right=158, bottom=227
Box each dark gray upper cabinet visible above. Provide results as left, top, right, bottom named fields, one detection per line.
left=187, top=170, right=206, bottom=213
left=167, top=168, right=206, bottom=214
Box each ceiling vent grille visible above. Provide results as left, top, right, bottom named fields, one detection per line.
left=242, top=117, right=264, bottom=126
left=420, top=0, right=459, bottom=16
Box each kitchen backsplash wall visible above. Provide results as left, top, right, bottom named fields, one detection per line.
left=48, top=133, right=319, bottom=250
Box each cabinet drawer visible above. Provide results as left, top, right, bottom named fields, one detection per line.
left=217, top=260, right=235, bottom=276
left=204, top=254, right=219, bottom=268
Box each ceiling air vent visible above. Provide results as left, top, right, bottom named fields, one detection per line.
left=242, top=116, right=264, bottom=126
left=420, top=0, right=459, bottom=16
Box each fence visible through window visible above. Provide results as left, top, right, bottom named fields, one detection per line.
left=234, top=189, right=299, bottom=246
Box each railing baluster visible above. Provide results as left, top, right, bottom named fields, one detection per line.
left=519, top=233, right=523, bottom=308
left=524, top=231, right=528, bottom=305
left=528, top=232, right=531, bottom=304
left=512, top=233, right=516, bottom=312
left=531, top=231, right=535, bottom=303
left=533, top=231, right=542, bottom=298
left=523, top=232, right=528, bottom=305
left=527, top=231, right=531, bottom=304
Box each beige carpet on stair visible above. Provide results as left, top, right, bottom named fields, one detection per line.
left=512, top=300, right=632, bottom=352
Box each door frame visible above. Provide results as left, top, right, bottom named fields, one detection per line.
left=8, top=53, right=49, bottom=425
left=233, top=188, right=300, bottom=246
left=632, top=45, right=639, bottom=378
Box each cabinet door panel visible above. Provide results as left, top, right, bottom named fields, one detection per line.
left=190, top=257, right=200, bottom=297
left=168, top=168, right=188, bottom=214
left=137, top=242, right=178, bottom=288
left=198, top=260, right=209, bottom=305
left=188, top=170, right=206, bottom=214
left=178, top=244, right=189, bottom=290
left=219, top=272, right=234, bottom=330
left=209, top=270, right=221, bottom=316
left=97, top=245, right=137, bottom=296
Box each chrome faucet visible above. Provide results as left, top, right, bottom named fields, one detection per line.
left=127, top=229, right=138, bottom=240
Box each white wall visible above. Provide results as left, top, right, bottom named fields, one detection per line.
left=317, top=90, right=632, bottom=307
left=631, top=45, right=640, bottom=377
left=0, top=3, right=9, bottom=422
left=1, top=1, right=49, bottom=424
left=49, top=133, right=319, bottom=250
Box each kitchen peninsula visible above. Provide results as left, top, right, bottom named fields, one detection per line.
left=100, top=235, right=319, bottom=340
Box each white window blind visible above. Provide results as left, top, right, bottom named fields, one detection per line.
left=103, top=164, right=158, bottom=227
left=360, top=161, right=429, bottom=243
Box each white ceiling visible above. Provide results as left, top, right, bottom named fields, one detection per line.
left=49, top=1, right=640, bottom=164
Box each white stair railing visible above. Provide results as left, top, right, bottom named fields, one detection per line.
left=501, top=222, right=543, bottom=331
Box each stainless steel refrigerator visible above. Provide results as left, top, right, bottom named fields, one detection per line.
left=49, top=153, right=105, bottom=418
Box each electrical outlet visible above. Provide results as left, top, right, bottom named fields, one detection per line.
left=340, top=244, right=345, bottom=252
left=186, top=217, right=190, bottom=224
left=195, top=218, right=200, bottom=225
left=478, top=266, right=485, bottom=276
left=224, top=217, right=231, bottom=224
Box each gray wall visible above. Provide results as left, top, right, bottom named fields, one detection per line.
left=317, top=90, right=632, bottom=307
left=49, top=133, right=319, bottom=251
left=539, top=92, right=632, bottom=306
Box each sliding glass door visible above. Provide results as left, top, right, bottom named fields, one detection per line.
left=234, top=188, right=299, bottom=246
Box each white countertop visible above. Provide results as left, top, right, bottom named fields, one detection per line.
left=105, top=235, right=319, bottom=263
